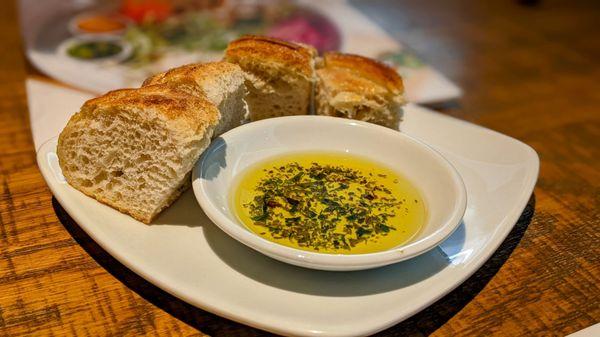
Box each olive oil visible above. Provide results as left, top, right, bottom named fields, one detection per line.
left=232, top=152, right=426, bottom=254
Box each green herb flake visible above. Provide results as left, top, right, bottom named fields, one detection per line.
left=243, top=161, right=402, bottom=251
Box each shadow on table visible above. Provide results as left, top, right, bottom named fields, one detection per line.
left=53, top=194, right=536, bottom=337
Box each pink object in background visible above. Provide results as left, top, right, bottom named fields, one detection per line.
left=267, top=10, right=341, bottom=52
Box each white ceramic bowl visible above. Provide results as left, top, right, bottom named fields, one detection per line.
left=58, top=36, right=133, bottom=64
left=192, top=116, right=467, bottom=271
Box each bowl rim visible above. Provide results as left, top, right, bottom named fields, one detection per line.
left=192, top=115, right=467, bottom=270
left=57, top=35, right=133, bottom=64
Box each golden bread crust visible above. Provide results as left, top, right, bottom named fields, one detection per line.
left=142, top=61, right=242, bottom=88
left=321, top=52, right=404, bottom=95
left=224, top=35, right=316, bottom=78
left=80, top=83, right=219, bottom=133
left=317, top=67, right=389, bottom=97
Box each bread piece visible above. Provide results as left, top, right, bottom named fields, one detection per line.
left=224, top=35, right=316, bottom=121
left=143, top=61, right=246, bottom=136
left=57, top=83, right=219, bottom=223
left=315, top=52, right=405, bottom=129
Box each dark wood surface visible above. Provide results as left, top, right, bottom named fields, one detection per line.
left=1, top=0, right=599, bottom=336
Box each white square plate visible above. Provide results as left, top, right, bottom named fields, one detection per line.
left=37, top=104, right=539, bottom=337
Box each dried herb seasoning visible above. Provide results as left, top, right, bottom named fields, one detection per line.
left=243, top=161, right=405, bottom=251
left=234, top=153, right=426, bottom=254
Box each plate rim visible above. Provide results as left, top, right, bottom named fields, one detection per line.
left=36, top=112, right=539, bottom=337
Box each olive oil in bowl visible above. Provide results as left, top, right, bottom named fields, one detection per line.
left=232, top=152, right=426, bottom=254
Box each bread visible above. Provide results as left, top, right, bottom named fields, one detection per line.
left=224, top=35, right=316, bottom=121
left=315, top=52, right=405, bottom=129
left=56, top=39, right=408, bottom=223
left=57, top=83, right=219, bottom=223
left=142, top=61, right=246, bottom=137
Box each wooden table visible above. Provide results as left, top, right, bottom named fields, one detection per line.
left=1, top=0, right=598, bottom=336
